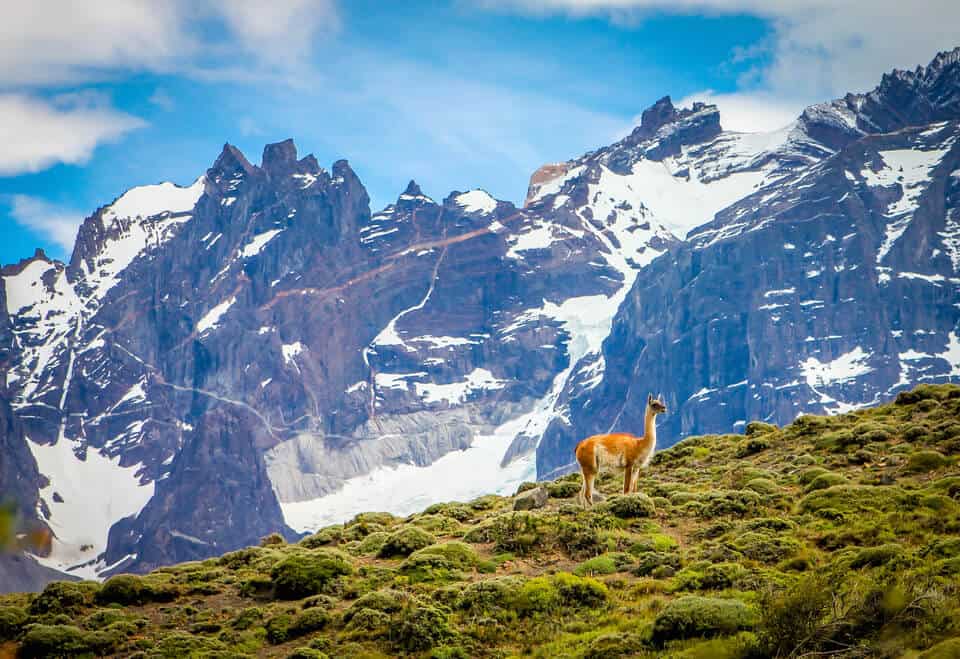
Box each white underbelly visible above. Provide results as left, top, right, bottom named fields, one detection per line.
left=596, top=446, right=628, bottom=469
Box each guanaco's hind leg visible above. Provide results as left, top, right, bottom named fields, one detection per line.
left=579, top=468, right=597, bottom=507
left=623, top=463, right=634, bottom=494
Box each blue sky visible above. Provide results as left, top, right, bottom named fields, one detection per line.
left=1, top=0, right=957, bottom=266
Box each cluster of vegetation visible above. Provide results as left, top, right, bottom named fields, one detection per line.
left=1, top=384, right=959, bottom=657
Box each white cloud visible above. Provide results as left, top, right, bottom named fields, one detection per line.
left=7, top=195, right=83, bottom=253
left=675, top=90, right=801, bottom=132
left=0, top=93, right=145, bottom=175
left=0, top=0, right=340, bottom=88
left=473, top=0, right=960, bottom=123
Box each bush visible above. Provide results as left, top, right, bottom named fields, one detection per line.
left=546, top=480, right=581, bottom=498
left=755, top=575, right=833, bottom=657
left=676, top=563, right=747, bottom=591
left=270, top=551, right=353, bottom=599
left=0, top=606, right=27, bottom=640
left=343, top=589, right=410, bottom=622
left=736, top=437, right=771, bottom=457
left=799, top=467, right=830, bottom=485
left=849, top=543, right=903, bottom=569
left=18, top=624, right=121, bottom=658
left=148, top=631, right=228, bottom=656
left=96, top=575, right=178, bottom=606
left=300, top=525, right=343, bottom=548
left=582, top=632, right=647, bottom=659
left=633, top=551, right=682, bottom=576
left=346, top=607, right=390, bottom=633
left=455, top=577, right=524, bottom=619
left=921, top=638, right=960, bottom=659
left=392, top=606, right=453, bottom=652
left=266, top=613, right=294, bottom=644
left=552, top=572, right=608, bottom=608
left=905, top=450, right=949, bottom=473
left=651, top=596, right=756, bottom=645
left=805, top=472, right=847, bottom=493
left=744, top=478, right=779, bottom=495
left=732, top=532, right=801, bottom=563
left=745, top=421, right=777, bottom=436
left=409, top=542, right=478, bottom=569
left=378, top=526, right=436, bottom=558
left=29, top=581, right=99, bottom=616
left=604, top=493, right=656, bottom=518
left=231, top=607, right=264, bottom=630
left=573, top=554, right=621, bottom=576
left=288, top=649, right=329, bottom=659
left=261, top=532, right=286, bottom=546
left=355, top=530, right=391, bottom=555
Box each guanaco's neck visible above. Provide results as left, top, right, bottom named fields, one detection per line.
left=644, top=407, right=658, bottom=447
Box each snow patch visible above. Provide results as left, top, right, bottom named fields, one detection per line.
left=28, top=436, right=154, bottom=580
left=454, top=190, right=498, bottom=214
left=196, top=296, right=236, bottom=334
left=414, top=368, right=505, bottom=404
left=239, top=229, right=283, bottom=258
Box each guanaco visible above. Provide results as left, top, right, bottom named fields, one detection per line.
left=575, top=393, right=667, bottom=506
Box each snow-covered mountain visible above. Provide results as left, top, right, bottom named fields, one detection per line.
left=2, top=48, right=959, bottom=591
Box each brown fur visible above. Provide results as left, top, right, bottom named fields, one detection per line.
left=574, top=394, right=666, bottom=506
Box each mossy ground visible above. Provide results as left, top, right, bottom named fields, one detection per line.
left=2, top=384, right=960, bottom=657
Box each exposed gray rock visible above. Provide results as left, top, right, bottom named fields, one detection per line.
left=513, top=486, right=548, bottom=510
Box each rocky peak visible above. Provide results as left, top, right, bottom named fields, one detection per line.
left=208, top=143, right=257, bottom=190
left=261, top=138, right=299, bottom=176
left=403, top=180, right=423, bottom=197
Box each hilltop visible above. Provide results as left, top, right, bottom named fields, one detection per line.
left=1, top=383, right=959, bottom=658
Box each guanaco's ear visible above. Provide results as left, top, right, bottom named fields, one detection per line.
left=647, top=393, right=653, bottom=403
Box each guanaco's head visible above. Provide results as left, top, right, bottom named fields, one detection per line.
left=647, top=393, right=667, bottom=415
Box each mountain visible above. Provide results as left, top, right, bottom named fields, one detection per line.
left=1, top=384, right=958, bottom=657
left=1, top=48, right=960, bottom=589
left=535, top=47, right=960, bottom=476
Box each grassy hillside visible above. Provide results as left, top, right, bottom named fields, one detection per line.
left=2, top=384, right=960, bottom=658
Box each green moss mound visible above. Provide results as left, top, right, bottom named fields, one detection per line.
left=651, top=596, right=757, bottom=645
left=377, top=526, right=436, bottom=558
left=270, top=551, right=353, bottom=599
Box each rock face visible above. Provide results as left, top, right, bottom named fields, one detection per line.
left=535, top=49, right=960, bottom=476
left=1, top=47, right=959, bottom=586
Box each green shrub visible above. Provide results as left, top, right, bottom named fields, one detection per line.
left=270, top=551, right=353, bottom=599
left=736, top=437, right=771, bottom=457
left=573, top=554, right=621, bottom=576
left=804, top=472, right=847, bottom=492
left=546, top=480, right=581, bottom=498
left=0, top=605, right=27, bottom=640
left=355, top=531, right=390, bottom=555
left=343, top=589, right=411, bottom=622
left=260, top=532, right=286, bottom=546
left=28, top=581, right=100, bottom=616
left=266, top=613, right=294, bottom=644
left=651, top=596, right=756, bottom=645
left=346, top=607, right=390, bottom=633
left=288, top=648, right=329, bottom=659
left=732, top=531, right=802, bottom=563
left=378, top=526, right=436, bottom=558
left=849, top=543, right=903, bottom=569
left=552, top=572, right=608, bottom=608
left=920, top=638, right=960, bottom=658
left=604, top=493, right=656, bottom=518
left=700, top=490, right=762, bottom=517
left=18, top=624, right=121, bottom=658
left=231, top=607, right=264, bottom=630
left=392, top=606, right=453, bottom=652
left=455, top=577, right=524, bottom=619
left=582, top=632, right=647, bottom=659
left=422, top=502, right=473, bottom=522
left=905, top=450, right=949, bottom=473
left=147, top=631, right=228, bottom=657
left=676, top=563, right=747, bottom=591
left=799, top=467, right=830, bottom=485
left=633, top=551, right=682, bottom=576
left=745, top=421, right=777, bottom=436
left=409, top=542, right=478, bottom=569
left=96, top=575, right=178, bottom=606
left=744, top=478, right=779, bottom=495
left=300, top=525, right=343, bottom=548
